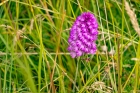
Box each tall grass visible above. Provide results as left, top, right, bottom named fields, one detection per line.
left=0, top=0, right=140, bottom=93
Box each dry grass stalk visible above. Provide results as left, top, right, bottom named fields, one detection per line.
left=86, top=81, right=112, bottom=93
left=125, top=1, right=140, bottom=36
left=13, top=25, right=26, bottom=46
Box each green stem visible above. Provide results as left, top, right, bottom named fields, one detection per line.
left=134, top=39, right=140, bottom=92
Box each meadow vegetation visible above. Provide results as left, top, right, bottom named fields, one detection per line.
left=0, top=0, right=140, bottom=93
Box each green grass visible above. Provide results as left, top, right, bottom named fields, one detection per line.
left=0, top=0, right=140, bottom=93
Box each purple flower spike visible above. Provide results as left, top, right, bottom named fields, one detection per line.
left=68, top=12, right=98, bottom=58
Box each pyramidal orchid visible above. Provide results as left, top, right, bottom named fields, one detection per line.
left=68, top=12, right=98, bottom=58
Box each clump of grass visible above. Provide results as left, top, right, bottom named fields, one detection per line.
left=125, top=1, right=140, bottom=93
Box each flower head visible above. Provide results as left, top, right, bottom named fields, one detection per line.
left=68, top=12, right=98, bottom=58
